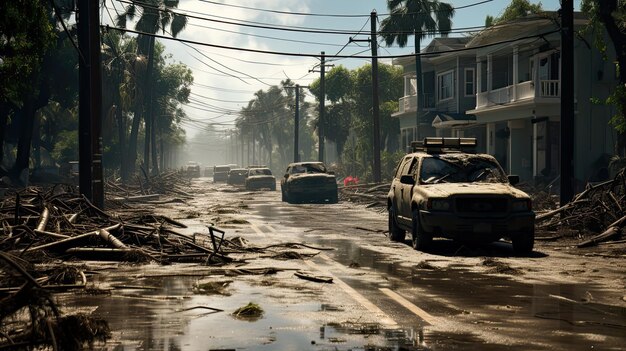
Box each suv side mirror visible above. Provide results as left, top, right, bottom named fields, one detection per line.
left=508, top=175, right=519, bottom=185
left=400, top=175, right=415, bottom=185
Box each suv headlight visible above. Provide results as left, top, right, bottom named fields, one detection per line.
left=427, top=199, right=451, bottom=211
left=511, top=199, right=531, bottom=212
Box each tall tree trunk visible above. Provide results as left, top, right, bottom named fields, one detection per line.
left=116, top=104, right=127, bottom=182
left=597, top=0, right=626, bottom=156
left=32, top=115, right=41, bottom=168
left=127, top=100, right=142, bottom=176
left=127, top=35, right=151, bottom=176
left=144, top=35, right=158, bottom=174
left=0, top=105, right=8, bottom=167
left=414, top=34, right=423, bottom=137
left=151, top=108, right=158, bottom=174
left=12, top=94, right=35, bottom=185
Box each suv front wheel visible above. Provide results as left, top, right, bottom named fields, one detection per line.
left=411, top=208, right=432, bottom=251
left=388, top=206, right=405, bottom=242
left=512, top=229, right=534, bottom=255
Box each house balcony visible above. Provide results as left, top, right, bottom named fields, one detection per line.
left=475, top=80, right=560, bottom=109
left=396, top=93, right=435, bottom=115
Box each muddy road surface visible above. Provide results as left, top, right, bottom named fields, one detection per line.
left=66, top=178, right=625, bottom=350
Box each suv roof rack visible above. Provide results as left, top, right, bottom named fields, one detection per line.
left=411, top=137, right=477, bottom=153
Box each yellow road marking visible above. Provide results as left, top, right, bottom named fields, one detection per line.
left=304, top=258, right=397, bottom=326
left=249, top=222, right=266, bottom=237
left=379, top=288, right=439, bottom=325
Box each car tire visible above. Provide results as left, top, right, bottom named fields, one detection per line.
left=411, top=208, right=432, bottom=251
left=271, top=185, right=276, bottom=191
left=512, top=230, right=534, bottom=255
left=328, top=192, right=339, bottom=204
left=281, top=189, right=287, bottom=202
left=388, top=206, right=405, bottom=242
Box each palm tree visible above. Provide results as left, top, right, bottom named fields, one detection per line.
left=379, top=0, right=454, bottom=111
left=116, top=0, right=187, bottom=176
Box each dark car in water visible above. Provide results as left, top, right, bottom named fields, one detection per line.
left=245, top=168, right=276, bottom=191
left=281, top=162, right=338, bottom=204
left=213, top=165, right=231, bottom=182
left=186, top=161, right=201, bottom=178
left=227, top=168, right=248, bottom=186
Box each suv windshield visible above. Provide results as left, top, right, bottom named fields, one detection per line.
left=420, top=155, right=507, bottom=184
left=291, top=163, right=326, bottom=174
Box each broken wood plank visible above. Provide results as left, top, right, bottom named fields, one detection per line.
left=98, top=228, right=128, bottom=250
left=36, top=207, right=49, bottom=232
left=294, top=270, right=333, bottom=283
left=25, top=223, right=121, bottom=252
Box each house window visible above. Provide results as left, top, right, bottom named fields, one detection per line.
left=404, top=76, right=417, bottom=96
left=437, top=70, right=454, bottom=101
left=464, top=68, right=475, bottom=96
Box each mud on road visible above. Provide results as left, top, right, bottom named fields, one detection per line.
left=6, top=177, right=625, bottom=350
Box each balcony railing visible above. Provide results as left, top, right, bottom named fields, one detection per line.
left=540, top=80, right=560, bottom=97
left=476, top=79, right=559, bottom=108
left=397, top=93, right=435, bottom=114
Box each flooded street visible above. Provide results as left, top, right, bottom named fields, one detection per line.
left=62, top=178, right=625, bottom=350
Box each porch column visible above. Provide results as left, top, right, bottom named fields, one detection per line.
left=486, top=122, right=495, bottom=155
left=487, top=54, right=492, bottom=91
left=508, top=119, right=533, bottom=181
left=533, top=121, right=538, bottom=177
left=512, top=46, right=519, bottom=101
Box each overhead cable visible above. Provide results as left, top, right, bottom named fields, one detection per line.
left=103, top=25, right=561, bottom=59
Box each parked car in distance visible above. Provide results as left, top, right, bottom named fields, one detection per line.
left=204, top=167, right=213, bottom=177
left=186, top=161, right=201, bottom=178
left=387, top=137, right=535, bottom=254
left=245, top=168, right=276, bottom=191
left=227, top=168, right=248, bottom=186
left=281, top=162, right=338, bottom=204
left=213, top=165, right=231, bottom=182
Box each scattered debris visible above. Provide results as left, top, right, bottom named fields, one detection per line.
left=535, top=169, right=626, bottom=248
left=481, top=258, right=523, bottom=275
left=294, top=270, right=333, bottom=283
left=193, top=280, right=233, bottom=296
left=232, top=302, right=264, bottom=319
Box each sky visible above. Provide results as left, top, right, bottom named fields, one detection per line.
left=102, top=0, right=579, bottom=140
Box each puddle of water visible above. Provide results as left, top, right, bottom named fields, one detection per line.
left=310, top=238, right=626, bottom=350
left=63, top=273, right=425, bottom=350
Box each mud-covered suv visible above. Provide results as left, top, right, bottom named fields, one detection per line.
left=387, top=138, right=535, bottom=254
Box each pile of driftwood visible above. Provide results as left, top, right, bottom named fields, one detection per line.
left=536, top=169, right=626, bottom=248
left=105, top=169, right=195, bottom=207
left=339, top=183, right=389, bottom=209
left=0, top=186, right=232, bottom=265
left=0, top=183, right=232, bottom=350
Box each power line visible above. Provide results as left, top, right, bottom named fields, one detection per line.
left=184, top=21, right=350, bottom=48
left=116, top=0, right=369, bottom=35
left=104, top=24, right=561, bottom=60
left=197, top=0, right=493, bottom=17
left=115, top=0, right=488, bottom=37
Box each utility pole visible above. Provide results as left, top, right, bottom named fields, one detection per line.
left=319, top=52, right=326, bottom=162
left=560, top=0, right=574, bottom=204
left=294, top=84, right=301, bottom=162
left=285, top=84, right=309, bottom=163
left=351, top=12, right=382, bottom=182
left=370, top=11, right=381, bottom=183
left=309, top=54, right=333, bottom=163
left=77, top=0, right=104, bottom=208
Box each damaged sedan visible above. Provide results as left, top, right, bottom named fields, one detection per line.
left=281, top=162, right=338, bottom=204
